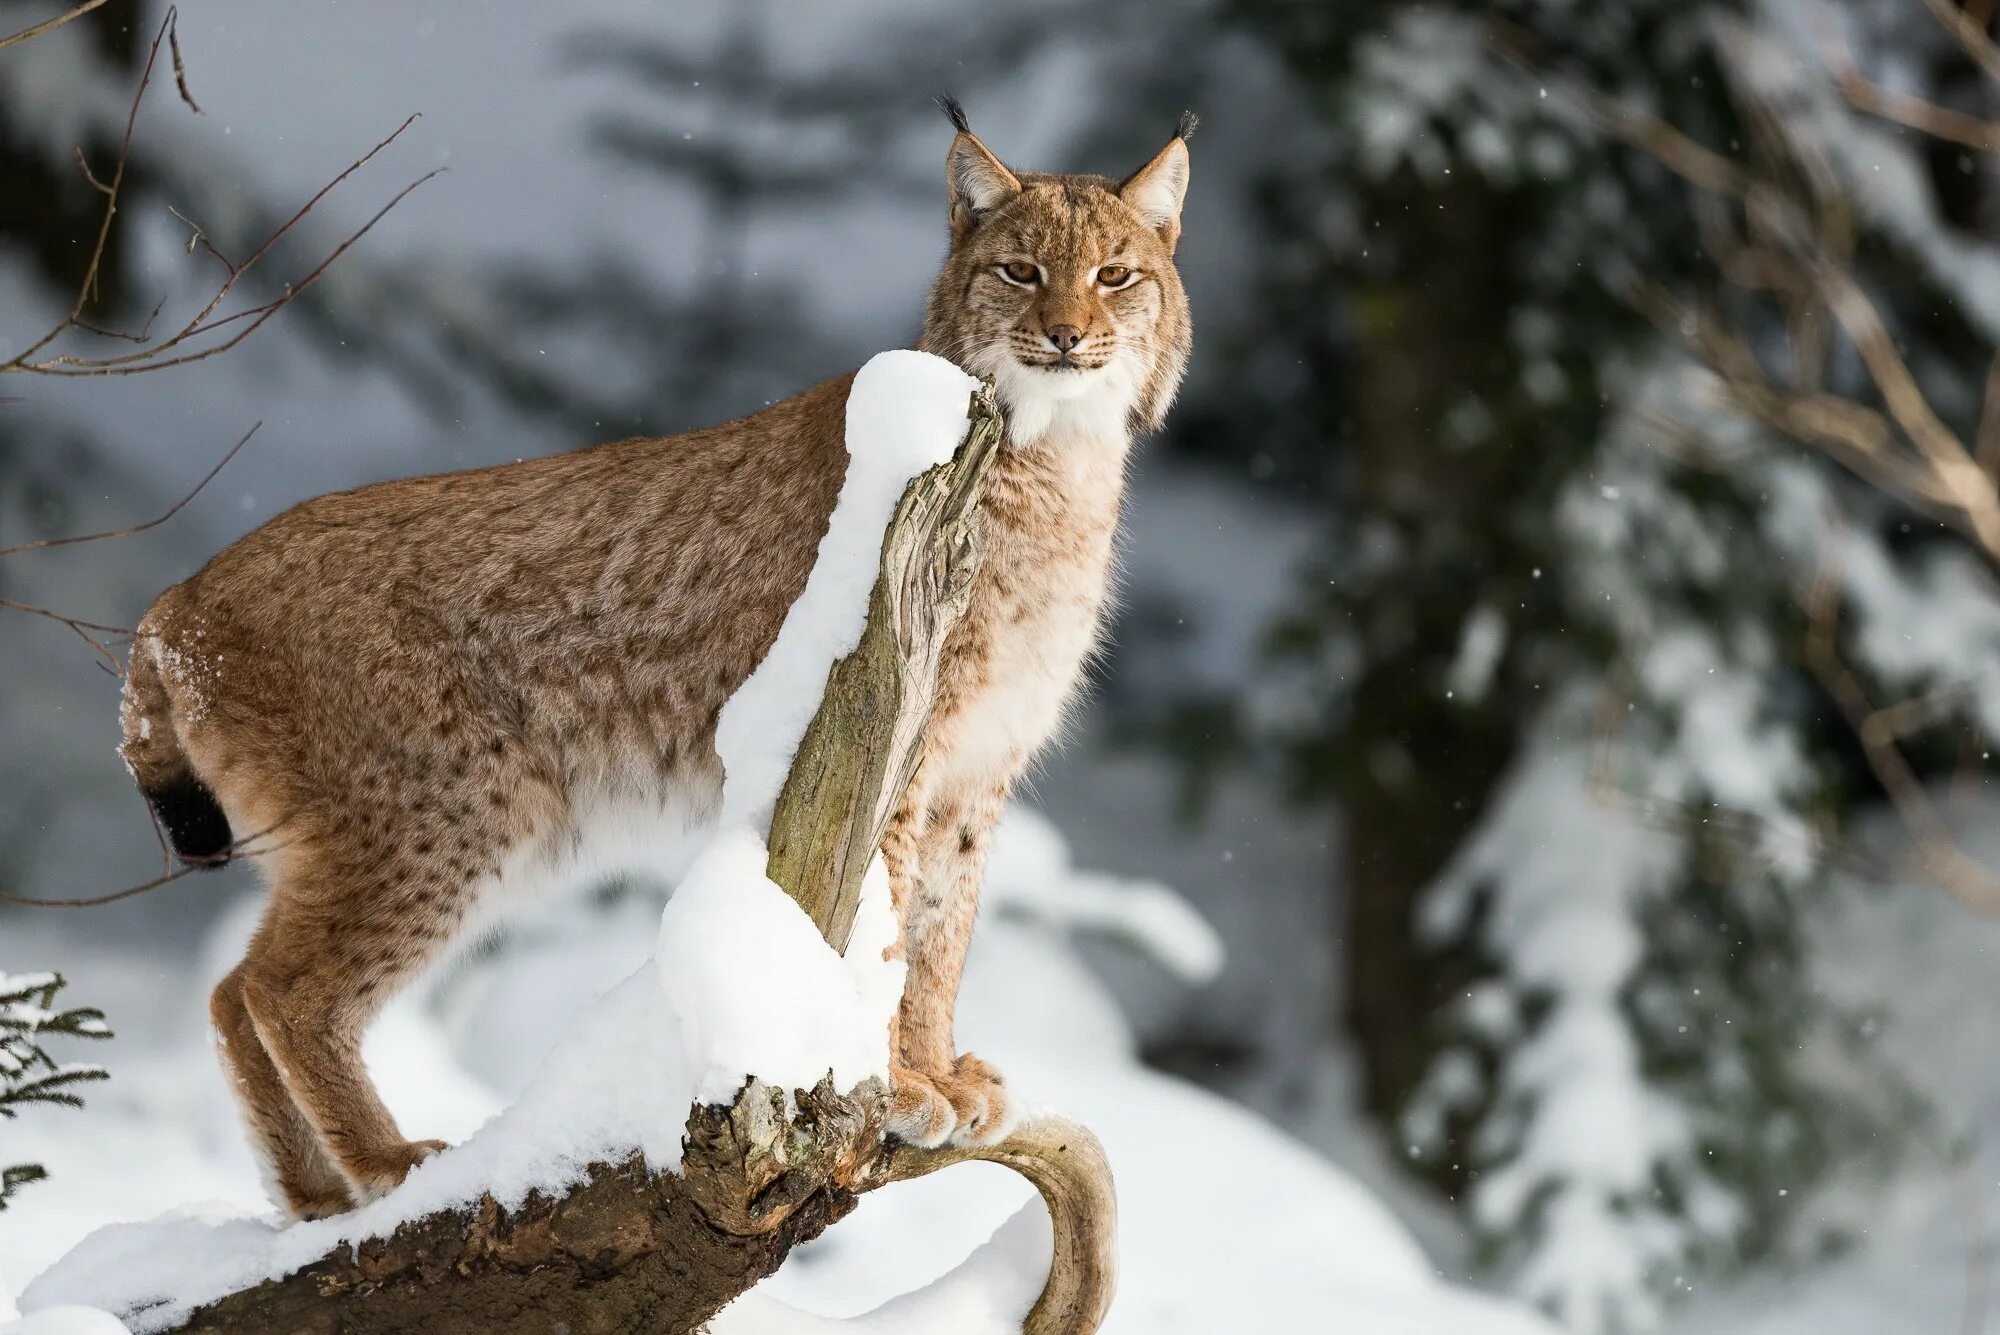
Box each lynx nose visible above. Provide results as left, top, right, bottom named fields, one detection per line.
left=1046, top=324, right=1083, bottom=354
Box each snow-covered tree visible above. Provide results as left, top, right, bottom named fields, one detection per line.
left=1172, top=0, right=2000, bottom=1327
left=0, top=972, right=109, bottom=1210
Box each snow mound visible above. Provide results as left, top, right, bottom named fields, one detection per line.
left=717, top=349, right=979, bottom=831
left=0, top=1309, right=130, bottom=1335
left=661, top=831, right=905, bottom=1106
left=712, top=1204, right=1049, bottom=1334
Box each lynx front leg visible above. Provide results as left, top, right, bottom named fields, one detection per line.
left=885, top=782, right=1013, bottom=1148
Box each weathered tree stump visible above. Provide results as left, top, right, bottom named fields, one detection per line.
left=161, top=383, right=1117, bottom=1334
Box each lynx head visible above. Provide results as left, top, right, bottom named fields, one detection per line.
left=920, top=98, right=1194, bottom=444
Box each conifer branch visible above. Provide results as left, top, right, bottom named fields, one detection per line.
left=0, top=974, right=112, bottom=1211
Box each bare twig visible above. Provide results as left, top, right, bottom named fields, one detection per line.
left=0, top=424, right=259, bottom=559
left=1834, top=67, right=2000, bottom=151
left=0, top=598, right=127, bottom=671
left=0, top=0, right=112, bottom=54
left=71, top=146, right=110, bottom=197
left=1819, top=7, right=2000, bottom=151
left=0, top=424, right=261, bottom=673
left=1976, top=349, right=2000, bottom=480
left=0, top=822, right=292, bottom=909
left=1920, top=0, right=2000, bottom=90
left=1, top=10, right=438, bottom=380
left=73, top=295, right=168, bottom=345
left=167, top=18, right=201, bottom=114
left=1800, top=536, right=2000, bottom=913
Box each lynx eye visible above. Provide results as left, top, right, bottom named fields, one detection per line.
left=998, top=260, right=1041, bottom=287
left=1096, top=264, right=1134, bottom=288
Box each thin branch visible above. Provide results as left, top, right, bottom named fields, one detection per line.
left=0, top=425, right=260, bottom=672
left=1834, top=68, right=2000, bottom=151
left=72, top=294, right=166, bottom=345
left=31, top=167, right=445, bottom=378
left=1976, top=348, right=2000, bottom=480
left=165, top=204, right=233, bottom=270
left=1813, top=259, right=2000, bottom=559
left=72, top=146, right=110, bottom=197
left=0, top=598, right=127, bottom=671
left=0, top=823, right=292, bottom=909
left=1800, top=537, right=2000, bottom=914
left=2, top=11, right=438, bottom=381
left=1639, top=285, right=1964, bottom=516
left=12, top=6, right=172, bottom=361
left=1818, top=6, right=2000, bottom=151
left=167, top=17, right=201, bottom=114
left=1920, top=0, right=2000, bottom=91
left=0, top=424, right=259, bottom=558
left=28, top=114, right=426, bottom=371
left=0, top=0, right=111, bottom=54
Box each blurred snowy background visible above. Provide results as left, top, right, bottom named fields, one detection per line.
left=8, top=0, right=2000, bottom=1330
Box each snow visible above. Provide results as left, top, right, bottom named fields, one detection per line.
left=669, top=346, right=972, bottom=1103
left=0, top=1311, right=129, bottom=1335
left=1663, top=798, right=2000, bottom=1334
left=983, top=807, right=1224, bottom=986
left=7, top=898, right=1564, bottom=1335
left=1416, top=715, right=1696, bottom=1333
left=660, top=832, right=904, bottom=1106
left=711, top=1205, right=1049, bottom=1334
left=4, top=812, right=1558, bottom=1334
left=716, top=349, right=980, bottom=831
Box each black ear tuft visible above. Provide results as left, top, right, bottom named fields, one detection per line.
left=935, top=94, right=971, bottom=134
left=1175, top=110, right=1200, bottom=142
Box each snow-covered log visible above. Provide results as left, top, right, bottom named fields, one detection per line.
left=137, top=372, right=1116, bottom=1335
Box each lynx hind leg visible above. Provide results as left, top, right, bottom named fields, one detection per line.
left=884, top=785, right=1013, bottom=1148
left=234, top=848, right=475, bottom=1203
left=210, top=962, right=353, bottom=1220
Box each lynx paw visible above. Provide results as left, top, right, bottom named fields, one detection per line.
left=345, top=1137, right=450, bottom=1199
left=888, top=1054, right=1014, bottom=1148
left=282, top=1183, right=356, bottom=1222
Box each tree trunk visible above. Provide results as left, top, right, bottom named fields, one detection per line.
left=1339, top=175, right=1529, bottom=1141
left=156, top=383, right=1119, bottom=1334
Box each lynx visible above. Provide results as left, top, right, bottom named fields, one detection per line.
left=120, top=100, right=1194, bottom=1220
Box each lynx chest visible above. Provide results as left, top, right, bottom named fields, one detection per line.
left=926, top=454, right=1122, bottom=793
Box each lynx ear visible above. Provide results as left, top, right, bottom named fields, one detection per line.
left=938, top=96, right=1020, bottom=238
left=1121, top=111, right=1196, bottom=252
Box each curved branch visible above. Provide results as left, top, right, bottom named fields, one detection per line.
left=870, top=1115, right=1118, bottom=1335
